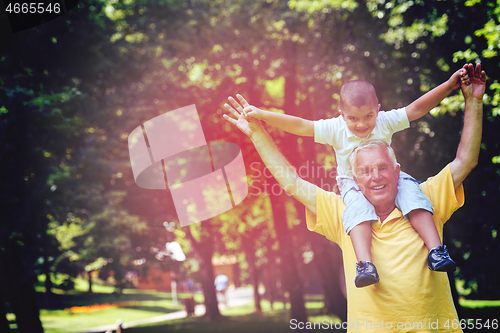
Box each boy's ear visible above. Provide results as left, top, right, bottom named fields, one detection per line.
left=339, top=109, right=345, bottom=119
left=376, top=104, right=381, bottom=113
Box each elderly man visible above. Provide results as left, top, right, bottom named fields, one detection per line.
left=223, top=63, right=485, bottom=332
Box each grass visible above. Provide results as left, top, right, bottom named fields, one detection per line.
left=459, top=299, right=500, bottom=308
left=8, top=276, right=499, bottom=333
left=34, top=280, right=342, bottom=333
left=32, top=276, right=203, bottom=333
left=126, top=298, right=345, bottom=333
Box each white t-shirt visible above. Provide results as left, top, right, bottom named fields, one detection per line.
left=314, top=108, right=409, bottom=178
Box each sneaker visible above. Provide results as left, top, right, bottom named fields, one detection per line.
left=427, top=245, right=456, bottom=272
left=355, top=260, right=379, bottom=288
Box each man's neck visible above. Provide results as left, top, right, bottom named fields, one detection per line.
left=375, top=205, right=396, bottom=222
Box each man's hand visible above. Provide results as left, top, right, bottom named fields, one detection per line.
left=461, top=63, right=486, bottom=101
left=223, top=94, right=265, bottom=139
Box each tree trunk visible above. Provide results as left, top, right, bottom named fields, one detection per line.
left=269, top=193, right=309, bottom=330
left=198, top=242, right=221, bottom=320
left=244, top=239, right=262, bottom=313
left=264, top=248, right=277, bottom=310
left=308, top=231, right=347, bottom=321
left=185, top=220, right=222, bottom=320
left=44, top=272, right=53, bottom=296
left=0, top=245, right=44, bottom=333
left=251, top=262, right=262, bottom=313
left=43, top=261, right=53, bottom=307
left=87, top=270, right=93, bottom=294
left=0, top=291, right=11, bottom=333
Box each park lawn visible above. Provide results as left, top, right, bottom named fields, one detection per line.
left=22, top=275, right=500, bottom=333
left=126, top=297, right=344, bottom=333
left=41, top=306, right=168, bottom=333
left=38, top=289, right=341, bottom=333
left=35, top=276, right=202, bottom=333
left=459, top=299, right=500, bottom=308
left=39, top=290, right=199, bottom=333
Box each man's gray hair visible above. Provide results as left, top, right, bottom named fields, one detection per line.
left=349, top=140, right=398, bottom=175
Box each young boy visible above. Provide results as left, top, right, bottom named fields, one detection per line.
left=226, top=66, right=470, bottom=288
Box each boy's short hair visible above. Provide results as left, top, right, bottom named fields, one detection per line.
left=340, top=80, right=379, bottom=111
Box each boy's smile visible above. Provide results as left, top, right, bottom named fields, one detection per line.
left=340, top=104, right=380, bottom=138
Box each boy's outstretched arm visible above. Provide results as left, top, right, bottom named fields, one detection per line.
left=226, top=94, right=314, bottom=137
left=222, top=96, right=318, bottom=213
left=405, top=66, right=470, bottom=122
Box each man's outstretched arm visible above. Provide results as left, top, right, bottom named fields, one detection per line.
left=449, top=63, right=486, bottom=190
left=223, top=95, right=318, bottom=214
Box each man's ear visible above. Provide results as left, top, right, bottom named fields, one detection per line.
left=395, top=163, right=401, bottom=176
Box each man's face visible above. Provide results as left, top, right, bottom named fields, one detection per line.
left=340, top=104, right=380, bottom=138
left=353, top=146, right=400, bottom=211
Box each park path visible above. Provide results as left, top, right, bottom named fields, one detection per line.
left=73, top=288, right=254, bottom=333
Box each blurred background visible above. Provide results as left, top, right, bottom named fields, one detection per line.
left=1, top=0, right=499, bottom=332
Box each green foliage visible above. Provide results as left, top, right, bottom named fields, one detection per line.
left=289, top=0, right=358, bottom=13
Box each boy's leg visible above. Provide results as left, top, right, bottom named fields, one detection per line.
left=396, top=172, right=456, bottom=272
left=349, top=222, right=373, bottom=262
left=407, top=209, right=441, bottom=251
left=340, top=178, right=379, bottom=287
left=349, top=223, right=379, bottom=287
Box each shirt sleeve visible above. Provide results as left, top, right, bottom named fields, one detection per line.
left=378, top=108, right=410, bottom=134
left=305, top=187, right=345, bottom=246
left=314, top=118, right=339, bottom=146
left=419, top=164, right=465, bottom=230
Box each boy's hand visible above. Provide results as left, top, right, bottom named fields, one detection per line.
left=448, top=67, right=470, bottom=91
left=231, top=94, right=265, bottom=120
left=461, top=63, right=486, bottom=101
left=223, top=95, right=265, bottom=139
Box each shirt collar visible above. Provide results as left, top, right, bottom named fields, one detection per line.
left=371, top=207, right=403, bottom=231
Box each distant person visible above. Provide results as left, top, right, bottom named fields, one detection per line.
left=183, top=296, right=196, bottom=316
left=214, top=274, right=229, bottom=305
left=228, top=67, right=470, bottom=288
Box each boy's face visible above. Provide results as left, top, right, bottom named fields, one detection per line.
left=340, top=104, right=380, bottom=138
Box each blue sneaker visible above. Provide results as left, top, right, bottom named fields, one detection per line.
left=428, top=245, right=456, bottom=272
left=355, top=260, right=379, bottom=288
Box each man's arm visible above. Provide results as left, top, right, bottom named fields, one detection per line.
left=449, top=63, right=486, bottom=190
left=405, top=67, right=469, bottom=122
left=231, top=94, right=314, bottom=137
left=223, top=96, right=318, bottom=213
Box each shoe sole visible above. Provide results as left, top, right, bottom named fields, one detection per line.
left=428, top=262, right=456, bottom=272
left=355, top=276, right=379, bottom=288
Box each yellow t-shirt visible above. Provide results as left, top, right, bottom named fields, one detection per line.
left=306, top=165, right=464, bottom=332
